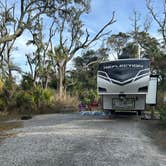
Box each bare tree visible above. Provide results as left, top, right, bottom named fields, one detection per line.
left=146, top=0, right=166, bottom=45
left=25, top=16, right=57, bottom=88
left=0, top=2, right=21, bottom=79
left=48, top=2, right=116, bottom=99
left=0, top=0, right=68, bottom=80
left=0, top=0, right=66, bottom=44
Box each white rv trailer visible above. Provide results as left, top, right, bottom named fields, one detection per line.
left=97, top=58, right=157, bottom=114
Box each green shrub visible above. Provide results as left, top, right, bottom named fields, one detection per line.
left=42, top=88, right=54, bottom=104
left=0, top=78, right=17, bottom=111
left=33, top=86, right=44, bottom=108
left=15, top=91, right=35, bottom=111
left=14, top=85, right=55, bottom=113
left=159, top=105, right=166, bottom=122
left=32, top=86, right=54, bottom=109
left=79, top=89, right=99, bottom=105
left=0, top=97, right=7, bottom=111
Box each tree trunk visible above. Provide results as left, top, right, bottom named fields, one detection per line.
left=43, top=76, right=48, bottom=89
left=57, top=60, right=66, bottom=100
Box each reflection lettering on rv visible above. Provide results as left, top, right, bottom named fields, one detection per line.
left=103, top=64, right=144, bottom=69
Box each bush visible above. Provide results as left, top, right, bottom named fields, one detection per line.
left=0, top=78, right=17, bottom=111
left=0, top=97, right=7, bottom=111
left=15, top=91, right=35, bottom=111
left=32, top=86, right=44, bottom=109
left=159, top=105, right=166, bottom=123
left=42, top=88, right=54, bottom=105
left=79, top=89, right=99, bottom=105
left=32, top=86, right=54, bottom=109
left=14, top=86, right=55, bottom=113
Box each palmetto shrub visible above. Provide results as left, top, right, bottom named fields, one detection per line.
left=32, top=86, right=54, bottom=109
left=42, top=88, right=54, bottom=105
left=15, top=90, right=35, bottom=112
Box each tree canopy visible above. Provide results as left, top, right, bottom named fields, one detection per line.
left=0, top=0, right=166, bottom=112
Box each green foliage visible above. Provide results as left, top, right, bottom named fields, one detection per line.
left=15, top=86, right=55, bottom=112
left=21, top=74, right=34, bottom=90
left=159, top=105, right=166, bottom=123
left=0, top=80, right=6, bottom=110
left=79, top=89, right=99, bottom=105
left=21, top=72, right=54, bottom=105
left=15, top=91, right=35, bottom=110
left=32, top=86, right=54, bottom=109
left=80, top=91, right=91, bottom=105
left=43, top=89, right=54, bottom=104
left=107, top=32, right=130, bottom=57
left=69, top=49, right=109, bottom=93
left=0, top=78, right=17, bottom=111
left=120, top=42, right=138, bottom=59
left=88, top=89, right=99, bottom=103
left=0, top=97, right=7, bottom=111
left=48, top=77, right=57, bottom=89
left=4, top=78, right=15, bottom=92
left=33, top=86, right=44, bottom=103
left=37, top=87, right=54, bottom=104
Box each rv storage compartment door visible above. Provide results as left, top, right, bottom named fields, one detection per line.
left=146, top=74, right=158, bottom=105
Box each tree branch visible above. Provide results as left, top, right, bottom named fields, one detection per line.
left=69, top=11, right=116, bottom=60
left=146, top=0, right=166, bottom=44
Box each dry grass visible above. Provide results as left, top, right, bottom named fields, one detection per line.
left=34, top=94, right=79, bottom=114
left=55, top=94, right=79, bottom=107
left=0, top=121, right=22, bottom=132
left=53, top=94, right=79, bottom=112
left=0, top=121, right=22, bottom=140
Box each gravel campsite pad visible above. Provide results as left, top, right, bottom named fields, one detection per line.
left=0, top=113, right=166, bottom=166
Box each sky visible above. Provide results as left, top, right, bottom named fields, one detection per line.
left=81, top=0, right=161, bottom=36
left=12, top=0, right=163, bottom=77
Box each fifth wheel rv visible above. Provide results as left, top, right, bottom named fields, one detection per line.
left=97, top=58, right=158, bottom=115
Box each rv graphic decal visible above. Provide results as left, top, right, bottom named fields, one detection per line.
left=103, top=64, right=144, bottom=69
